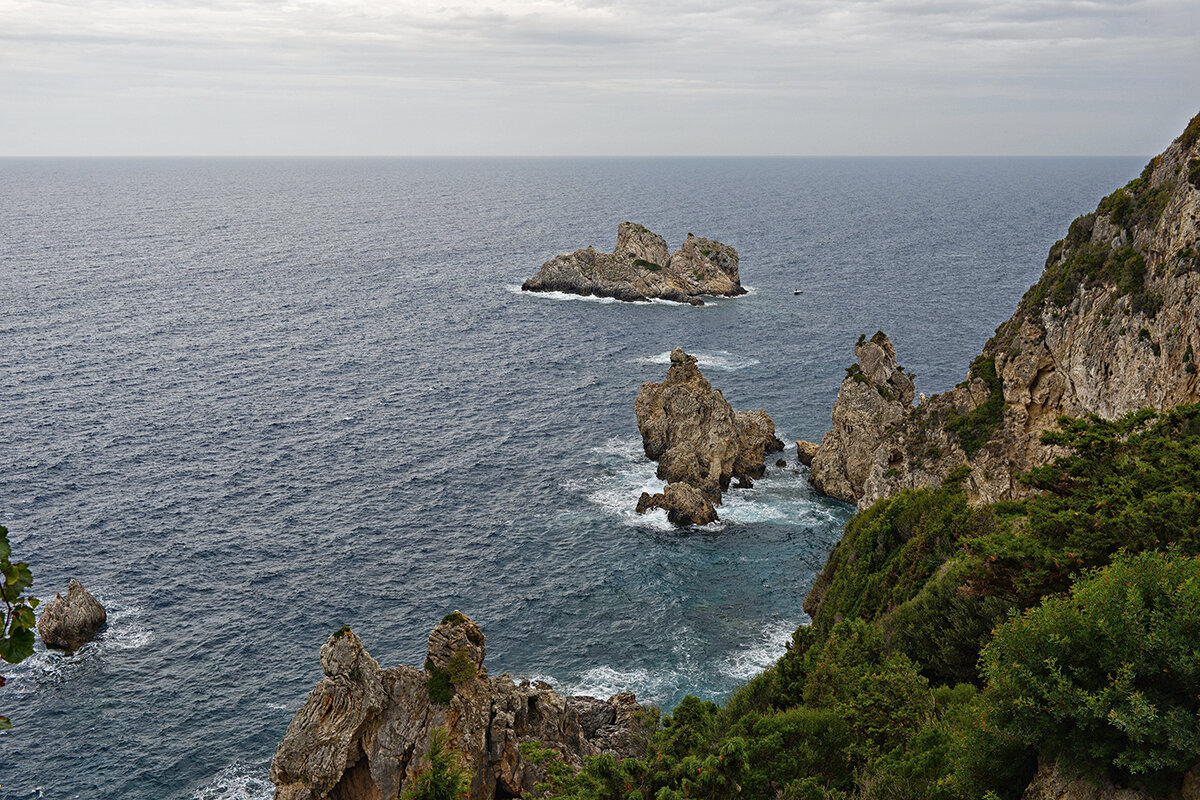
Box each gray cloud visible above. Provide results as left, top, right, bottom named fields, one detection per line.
left=0, top=0, right=1195, bottom=154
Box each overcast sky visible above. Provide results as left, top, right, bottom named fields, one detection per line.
left=1, top=0, right=1197, bottom=156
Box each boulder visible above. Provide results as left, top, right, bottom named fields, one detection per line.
left=521, top=223, right=747, bottom=305
left=795, top=440, right=820, bottom=466
left=270, top=613, right=652, bottom=800
left=36, top=579, right=106, bottom=655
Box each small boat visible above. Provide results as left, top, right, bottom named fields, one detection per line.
left=793, top=289, right=804, bottom=295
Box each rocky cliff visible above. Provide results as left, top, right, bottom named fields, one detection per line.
left=521, top=223, right=746, bottom=305
left=810, top=112, right=1200, bottom=509
left=270, top=613, right=651, bottom=800
left=634, top=348, right=783, bottom=524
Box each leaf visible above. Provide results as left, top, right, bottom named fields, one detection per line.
left=15, top=606, right=35, bottom=631
left=0, top=716, right=10, bottom=730
left=0, top=628, right=35, bottom=665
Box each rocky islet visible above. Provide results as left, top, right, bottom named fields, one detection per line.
left=521, top=222, right=746, bottom=305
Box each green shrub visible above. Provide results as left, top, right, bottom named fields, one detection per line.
left=403, top=728, right=469, bottom=800
left=425, top=659, right=453, bottom=705
left=633, top=258, right=661, bottom=271
left=947, top=355, right=1005, bottom=457
left=1180, top=110, right=1200, bottom=148
left=976, top=551, right=1200, bottom=783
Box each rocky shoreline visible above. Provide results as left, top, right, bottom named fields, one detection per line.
left=271, top=613, right=652, bottom=800
left=521, top=222, right=746, bottom=305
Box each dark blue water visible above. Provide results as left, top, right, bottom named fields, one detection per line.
left=0, top=156, right=1143, bottom=798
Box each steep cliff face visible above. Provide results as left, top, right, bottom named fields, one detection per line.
left=521, top=223, right=746, bottom=305
left=270, top=614, right=651, bottom=800
left=811, top=113, right=1200, bottom=509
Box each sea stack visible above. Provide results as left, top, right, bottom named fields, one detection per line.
left=521, top=222, right=746, bottom=305
left=36, top=579, right=107, bottom=655
left=634, top=348, right=783, bottom=524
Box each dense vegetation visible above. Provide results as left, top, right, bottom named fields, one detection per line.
left=532, top=406, right=1200, bottom=800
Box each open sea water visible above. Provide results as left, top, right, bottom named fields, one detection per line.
left=0, top=156, right=1143, bottom=798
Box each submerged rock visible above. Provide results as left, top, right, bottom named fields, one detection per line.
left=634, top=348, right=783, bottom=524
left=521, top=223, right=746, bottom=305
left=270, top=613, right=652, bottom=800
left=36, top=579, right=106, bottom=655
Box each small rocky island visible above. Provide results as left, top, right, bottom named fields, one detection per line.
left=271, top=612, right=651, bottom=800
left=634, top=348, right=783, bottom=524
left=521, top=222, right=746, bottom=305
left=36, top=578, right=107, bottom=655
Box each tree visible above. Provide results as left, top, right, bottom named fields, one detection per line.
left=403, top=728, right=469, bottom=800
left=1, top=523, right=39, bottom=729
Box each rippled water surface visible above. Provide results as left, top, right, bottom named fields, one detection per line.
left=0, top=156, right=1143, bottom=798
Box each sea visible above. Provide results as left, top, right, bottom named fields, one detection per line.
left=0, top=155, right=1144, bottom=798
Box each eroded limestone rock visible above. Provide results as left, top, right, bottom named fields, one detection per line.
left=634, top=348, right=783, bottom=524
left=521, top=223, right=746, bottom=305
left=36, top=579, right=106, bottom=655
left=270, top=613, right=652, bottom=800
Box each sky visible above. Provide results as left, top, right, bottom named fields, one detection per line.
left=1, top=0, right=1197, bottom=156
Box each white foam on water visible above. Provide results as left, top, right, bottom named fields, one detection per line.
left=191, top=761, right=273, bottom=800
left=8, top=595, right=151, bottom=695
left=563, top=437, right=673, bottom=531
left=524, top=665, right=697, bottom=706
left=506, top=285, right=716, bottom=307
left=633, top=350, right=760, bottom=371
left=718, top=620, right=801, bottom=682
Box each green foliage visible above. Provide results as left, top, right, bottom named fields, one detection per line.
left=440, top=611, right=468, bottom=627
left=1189, top=158, right=1200, bottom=190
left=1, top=524, right=39, bottom=731
left=967, top=405, right=1200, bottom=602
left=633, top=258, right=661, bottom=271
left=403, top=728, right=469, bottom=800
left=808, top=483, right=982, bottom=635
left=425, top=659, right=454, bottom=705
left=1180, top=110, right=1200, bottom=148
left=946, top=355, right=1005, bottom=457
left=333, top=625, right=352, bottom=638
left=976, top=551, right=1200, bottom=783
left=445, top=651, right=476, bottom=683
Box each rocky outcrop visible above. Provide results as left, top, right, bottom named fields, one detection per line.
left=634, top=348, right=783, bottom=524
left=795, top=440, right=820, bottom=466
left=809, top=113, right=1200, bottom=509
left=808, top=332, right=916, bottom=503
left=1021, top=758, right=1200, bottom=800
left=36, top=579, right=106, bottom=655
left=270, top=613, right=652, bottom=800
left=521, top=223, right=746, bottom=305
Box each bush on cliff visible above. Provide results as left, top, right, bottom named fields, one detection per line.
left=402, top=728, right=469, bottom=800
left=974, top=550, right=1200, bottom=786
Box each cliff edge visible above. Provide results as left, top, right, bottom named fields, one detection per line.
left=811, top=113, right=1200, bottom=508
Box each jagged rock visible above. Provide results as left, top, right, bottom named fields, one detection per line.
left=36, top=579, right=106, bottom=655
left=1020, top=758, right=1200, bottom=800
left=809, top=332, right=915, bottom=504
left=809, top=117, right=1200, bottom=508
left=776, top=458, right=787, bottom=468
left=270, top=613, right=653, bottom=800
left=634, top=348, right=782, bottom=524
left=795, top=441, right=820, bottom=466
left=637, top=482, right=719, bottom=525
left=521, top=223, right=746, bottom=305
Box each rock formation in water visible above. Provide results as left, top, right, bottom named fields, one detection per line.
left=36, top=579, right=106, bottom=654
left=521, top=222, right=746, bottom=305
left=809, top=118, right=1200, bottom=509
left=270, top=612, right=652, bottom=800
left=634, top=348, right=783, bottom=524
